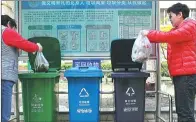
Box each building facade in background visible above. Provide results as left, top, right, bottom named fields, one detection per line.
left=2, top=1, right=15, bottom=18
left=160, top=1, right=196, bottom=26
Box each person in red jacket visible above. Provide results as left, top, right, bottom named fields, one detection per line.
left=1, top=15, right=43, bottom=122
left=142, top=3, right=196, bottom=122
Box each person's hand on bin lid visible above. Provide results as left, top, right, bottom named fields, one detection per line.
left=36, top=43, right=43, bottom=52
left=141, top=30, right=149, bottom=36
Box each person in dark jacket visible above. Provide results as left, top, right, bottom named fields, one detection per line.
left=1, top=15, right=43, bottom=122
left=142, top=3, right=196, bottom=122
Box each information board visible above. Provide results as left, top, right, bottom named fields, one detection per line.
left=21, top=1, right=156, bottom=57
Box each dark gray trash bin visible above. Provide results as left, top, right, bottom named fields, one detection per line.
left=112, top=72, right=149, bottom=122
left=110, top=39, right=150, bottom=122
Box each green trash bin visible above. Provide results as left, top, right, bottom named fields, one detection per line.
left=19, top=37, right=61, bottom=122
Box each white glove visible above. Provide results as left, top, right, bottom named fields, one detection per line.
left=37, top=43, right=43, bottom=52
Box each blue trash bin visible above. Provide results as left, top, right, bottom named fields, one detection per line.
left=64, top=67, right=103, bottom=122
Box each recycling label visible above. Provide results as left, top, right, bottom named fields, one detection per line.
left=31, top=94, right=44, bottom=112
left=126, top=87, right=135, bottom=97
left=79, top=88, right=89, bottom=97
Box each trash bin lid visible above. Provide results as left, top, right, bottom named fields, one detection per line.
left=64, top=67, right=103, bottom=77
left=110, top=39, right=143, bottom=71
left=19, top=72, right=60, bottom=79
left=28, top=37, right=61, bottom=72
left=111, top=72, right=150, bottom=78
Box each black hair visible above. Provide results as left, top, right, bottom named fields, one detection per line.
left=167, top=3, right=190, bottom=19
left=1, top=15, right=17, bottom=28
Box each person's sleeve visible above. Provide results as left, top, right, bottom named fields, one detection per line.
left=2, top=28, right=39, bottom=52
left=147, top=23, right=194, bottom=44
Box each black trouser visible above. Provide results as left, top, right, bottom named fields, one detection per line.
left=173, top=75, right=196, bottom=122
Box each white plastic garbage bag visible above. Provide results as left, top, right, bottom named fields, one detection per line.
left=131, top=31, right=152, bottom=63
left=34, top=52, right=49, bottom=72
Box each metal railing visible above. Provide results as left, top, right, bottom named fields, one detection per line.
left=146, top=91, right=173, bottom=122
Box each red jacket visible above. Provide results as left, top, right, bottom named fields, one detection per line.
left=2, top=27, right=39, bottom=52
left=147, top=19, right=196, bottom=76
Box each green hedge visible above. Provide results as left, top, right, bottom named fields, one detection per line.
left=61, top=63, right=72, bottom=70
left=161, top=61, right=169, bottom=77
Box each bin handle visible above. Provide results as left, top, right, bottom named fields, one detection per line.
left=79, top=67, right=89, bottom=72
